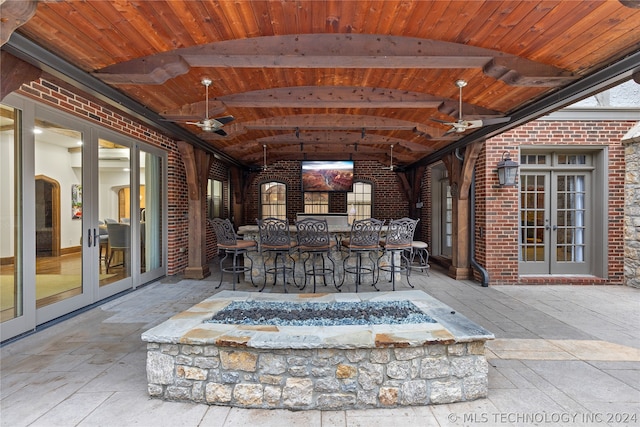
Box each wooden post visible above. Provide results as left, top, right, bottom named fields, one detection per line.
left=177, top=141, right=213, bottom=279
left=443, top=141, right=483, bottom=280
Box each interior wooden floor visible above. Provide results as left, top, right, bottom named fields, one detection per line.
left=0, top=252, right=129, bottom=323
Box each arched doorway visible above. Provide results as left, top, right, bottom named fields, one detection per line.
left=35, top=175, right=60, bottom=257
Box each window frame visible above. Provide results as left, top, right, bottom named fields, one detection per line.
left=260, top=181, right=287, bottom=220
left=347, top=181, right=373, bottom=221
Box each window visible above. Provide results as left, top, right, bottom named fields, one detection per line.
left=261, top=181, right=286, bottom=219
left=347, top=181, right=372, bottom=221
left=303, top=192, right=329, bottom=213
left=207, top=179, right=223, bottom=219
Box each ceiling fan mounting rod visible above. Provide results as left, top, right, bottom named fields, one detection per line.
left=456, top=79, right=467, bottom=122
left=202, top=78, right=211, bottom=119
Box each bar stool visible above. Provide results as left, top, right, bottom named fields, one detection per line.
left=378, top=218, right=419, bottom=291
left=257, top=217, right=298, bottom=293
left=211, top=218, right=257, bottom=290
left=408, top=241, right=430, bottom=276
left=296, top=218, right=338, bottom=293
left=341, top=218, right=385, bottom=292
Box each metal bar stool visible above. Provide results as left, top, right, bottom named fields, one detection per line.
left=340, top=218, right=385, bottom=293
left=378, top=218, right=419, bottom=291
left=211, top=218, right=257, bottom=290
left=295, top=218, right=339, bottom=293
left=257, top=217, right=299, bottom=293
left=408, top=241, right=430, bottom=276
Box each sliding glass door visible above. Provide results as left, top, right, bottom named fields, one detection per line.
left=1, top=94, right=166, bottom=342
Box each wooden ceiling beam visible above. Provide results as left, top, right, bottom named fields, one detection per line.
left=209, top=114, right=444, bottom=139
left=161, top=86, right=506, bottom=119
left=0, top=0, right=38, bottom=46
left=93, top=35, right=577, bottom=87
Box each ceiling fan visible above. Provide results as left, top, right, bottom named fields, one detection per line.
left=431, top=80, right=511, bottom=135
left=169, top=78, right=234, bottom=136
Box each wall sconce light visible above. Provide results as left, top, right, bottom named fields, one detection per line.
left=496, top=151, right=519, bottom=187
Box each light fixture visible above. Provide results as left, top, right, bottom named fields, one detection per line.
left=389, top=144, right=394, bottom=170
left=496, top=151, right=519, bottom=186
left=262, top=144, right=268, bottom=170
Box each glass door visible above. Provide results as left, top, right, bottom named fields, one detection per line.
left=0, top=104, right=23, bottom=325
left=519, top=167, right=591, bottom=275
left=95, top=134, right=133, bottom=299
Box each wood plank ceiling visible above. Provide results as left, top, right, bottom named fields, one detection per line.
left=5, top=0, right=640, bottom=169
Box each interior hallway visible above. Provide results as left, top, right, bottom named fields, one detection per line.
left=1, top=264, right=639, bottom=426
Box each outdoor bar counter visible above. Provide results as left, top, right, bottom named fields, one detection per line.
left=236, top=214, right=400, bottom=291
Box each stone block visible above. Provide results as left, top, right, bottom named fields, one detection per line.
left=288, top=366, right=309, bottom=376
left=387, top=360, right=411, bottom=379
left=450, top=355, right=488, bottom=378
left=317, top=393, right=357, bottom=410
left=147, top=351, right=175, bottom=385
left=160, top=344, right=179, bottom=356
left=429, top=379, right=463, bottom=404
left=233, top=383, right=263, bottom=406
left=259, top=374, right=283, bottom=385
left=370, top=349, right=390, bottom=363
left=264, top=385, right=282, bottom=405
left=357, top=362, right=384, bottom=390
left=315, top=377, right=340, bottom=392
left=379, top=386, right=399, bottom=406
left=220, top=350, right=258, bottom=372
left=283, top=378, right=313, bottom=407
left=203, top=346, right=219, bottom=357
left=148, top=384, right=164, bottom=396
left=463, top=375, right=489, bottom=400
left=191, top=381, right=205, bottom=401
left=166, top=386, right=191, bottom=400
left=336, top=364, right=357, bottom=379
left=259, top=353, right=287, bottom=374
left=356, top=389, right=378, bottom=406
left=178, top=365, right=207, bottom=381
left=420, top=355, right=450, bottom=379
left=193, top=356, right=219, bottom=369
left=467, top=341, right=486, bottom=355
left=394, top=347, right=424, bottom=360
left=448, top=343, right=467, bottom=356
left=345, top=349, right=368, bottom=362
left=400, top=380, right=428, bottom=405
left=206, top=382, right=232, bottom=403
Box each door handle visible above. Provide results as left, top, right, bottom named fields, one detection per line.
left=87, top=229, right=92, bottom=247
left=552, top=225, right=558, bottom=231
left=93, top=228, right=98, bottom=247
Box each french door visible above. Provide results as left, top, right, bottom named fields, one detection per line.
left=1, top=94, right=166, bottom=341
left=519, top=163, right=592, bottom=275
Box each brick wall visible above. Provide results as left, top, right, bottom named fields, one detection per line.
left=244, top=160, right=410, bottom=223
left=476, top=119, right=633, bottom=285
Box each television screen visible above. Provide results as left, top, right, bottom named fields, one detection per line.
left=301, top=160, right=354, bottom=192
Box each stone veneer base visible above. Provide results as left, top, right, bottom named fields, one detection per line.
left=141, top=290, right=494, bottom=410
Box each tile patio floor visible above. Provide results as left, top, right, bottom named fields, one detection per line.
left=1, top=264, right=639, bottom=426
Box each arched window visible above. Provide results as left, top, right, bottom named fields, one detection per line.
left=260, top=181, right=286, bottom=219
left=347, top=181, right=372, bottom=221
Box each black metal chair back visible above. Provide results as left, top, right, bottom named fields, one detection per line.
left=296, top=218, right=338, bottom=292
left=211, top=218, right=256, bottom=290
left=211, top=217, right=240, bottom=246
left=258, top=217, right=292, bottom=248
left=296, top=218, right=332, bottom=248
left=348, top=218, right=385, bottom=248
left=256, top=217, right=298, bottom=292
left=384, top=217, right=419, bottom=248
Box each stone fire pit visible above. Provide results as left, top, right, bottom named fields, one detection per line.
left=141, top=290, right=493, bottom=410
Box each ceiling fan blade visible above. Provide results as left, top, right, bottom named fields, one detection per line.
left=429, top=117, right=453, bottom=125
left=212, top=115, right=235, bottom=125
left=481, top=116, right=511, bottom=126
left=213, top=128, right=228, bottom=136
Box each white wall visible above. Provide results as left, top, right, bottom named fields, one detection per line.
left=0, top=130, right=15, bottom=257
left=34, top=140, right=82, bottom=249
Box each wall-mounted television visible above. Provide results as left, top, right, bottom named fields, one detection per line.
left=301, top=160, right=354, bottom=192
